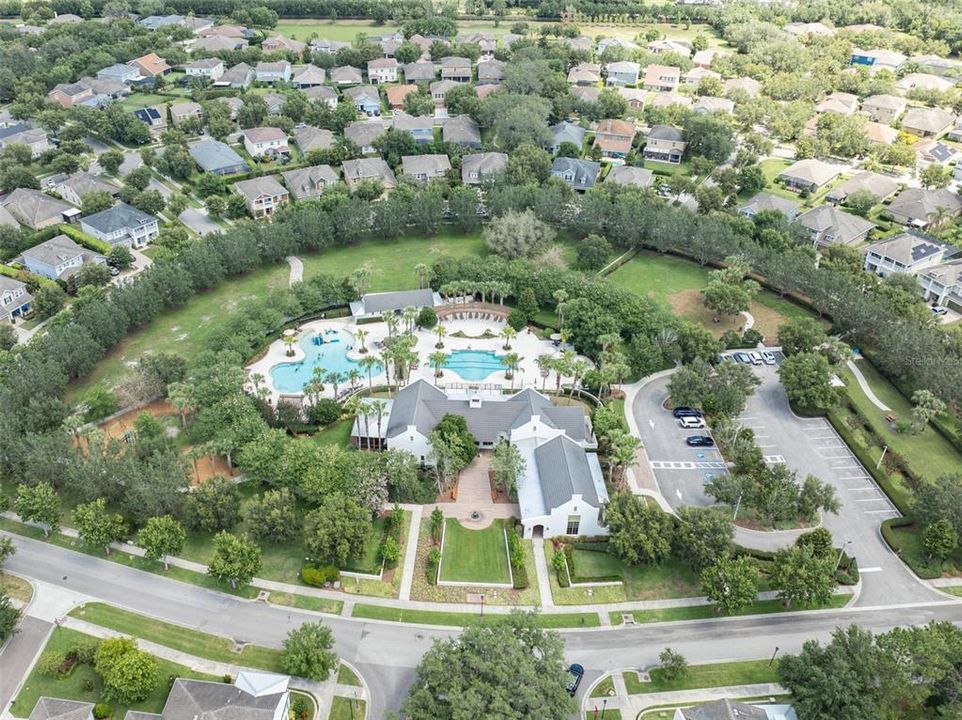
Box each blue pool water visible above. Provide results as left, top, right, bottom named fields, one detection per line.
left=443, top=349, right=507, bottom=381
left=270, top=329, right=379, bottom=393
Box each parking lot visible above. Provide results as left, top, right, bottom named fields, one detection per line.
left=631, top=356, right=941, bottom=606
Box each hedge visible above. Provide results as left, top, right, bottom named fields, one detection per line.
left=0, top=261, right=60, bottom=290
left=58, top=224, right=112, bottom=256
left=301, top=564, right=340, bottom=587
left=880, top=517, right=942, bottom=580
left=563, top=542, right=622, bottom=584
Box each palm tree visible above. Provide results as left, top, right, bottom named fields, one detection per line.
left=344, top=395, right=368, bottom=449
left=553, top=289, right=569, bottom=330
left=429, top=350, right=447, bottom=382
left=402, top=305, right=420, bottom=333
left=928, top=205, right=952, bottom=231
left=369, top=399, right=388, bottom=448
left=535, top=354, right=553, bottom=391
left=504, top=352, right=522, bottom=390
left=282, top=333, right=297, bottom=357
left=355, top=328, right=368, bottom=354
left=304, top=377, right=324, bottom=405
left=250, top=373, right=265, bottom=392
left=414, top=263, right=430, bottom=289
left=608, top=430, right=640, bottom=489
left=310, top=365, right=326, bottom=392
left=347, top=368, right=362, bottom=390
left=168, top=381, right=196, bottom=427
left=379, top=350, right=393, bottom=393
left=570, top=358, right=590, bottom=393
left=360, top=355, right=379, bottom=389
left=501, top=325, right=517, bottom=350
left=555, top=350, right=575, bottom=398
left=381, top=311, right=398, bottom=339
left=350, top=266, right=372, bottom=297
left=325, top=370, right=345, bottom=398
left=434, top=323, right=446, bottom=348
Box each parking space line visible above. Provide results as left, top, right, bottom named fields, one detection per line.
left=839, top=474, right=870, bottom=480
left=856, top=498, right=888, bottom=503
left=859, top=567, right=883, bottom=573
left=848, top=486, right=879, bottom=491
left=865, top=509, right=899, bottom=515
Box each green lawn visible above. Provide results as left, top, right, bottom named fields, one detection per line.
left=117, top=92, right=175, bottom=111
left=438, top=518, right=512, bottom=585
left=10, top=628, right=220, bottom=719
left=314, top=418, right=354, bottom=447
left=842, top=360, right=962, bottom=480
left=342, top=516, right=387, bottom=575
left=329, top=696, right=366, bottom=720
left=337, top=664, right=362, bottom=687
left=268, top=591, right=344, bottom=614
left=350, top=603, right=599, bottom=627
left=613, top=593, right=851, bottom=625
left=625, top=659, right=779, bottom=694
left=571, top=548, right=623, bottom=578
left=0, top=572, right=32, bottom=603
left=607, top=251, right=708, bottom=304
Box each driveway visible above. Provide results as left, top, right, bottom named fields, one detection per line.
left=180, top=207, right=222, bottom=236
left=631, top=360, right=942, bottom=607
left=0, top=615, right=52, bottom=713
left=83, top=135, right=112, bottom=156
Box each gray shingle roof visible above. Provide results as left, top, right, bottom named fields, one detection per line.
left=294, top=125, right=335, bottom=152
left=442, top=115, right=480, bottom=145
left=22, top=234, right=85, bottom=266
left=551, top=157, right=600, bottom=189
left=866, top=232, right=947, bottom=265
left=234, top=176, right=287, bottom=200
left=281, top=164, right=338, bottom=199
left=3, top=188, right=73, bottom=227
left=534, top=434, right=600, bottom=508
left=58, top=171, right=119, bottom=197
left=889, top=187, right=962, bottom=219
left=739, top=192, right=800, bottom=217
left=344, top=120, right=389, bottom=148
left=81, top=202, right=155, bottom=233
left=189, top=139, right=247, bottom=173
left=342, top=158, right=396, bottom=186
left=549, top=121, right=586, bottom=148
left=359, top=289, right=436, bottom=317
left=647, top=124, right=684, bottom=142
left=401, top=154, right=451, bottom=177
left=826, top=171, right=898, bottom=203
left=796, top=205, right=874, bottom=245
left=29, top=698, right=93, bottom=720
left=461, top=152, right=507, bottom=181
left=605, top=165, right=653, bottom=187
left=158, top=678, right=284, bottom=720
left=678, top=699, right=768, bottom=720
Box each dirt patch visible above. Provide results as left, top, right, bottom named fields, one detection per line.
left=667, top=289, right=788, bottom=344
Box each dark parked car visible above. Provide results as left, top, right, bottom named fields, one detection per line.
left=672, top=406, right=701, bottom=418
left=565, top=664, right=584, bottom=696
left=686, top=435, right=715, bottom=447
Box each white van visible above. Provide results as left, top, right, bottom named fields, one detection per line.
left=748, top=352, right=763, bottom=366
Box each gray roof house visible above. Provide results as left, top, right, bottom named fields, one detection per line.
left=392, top=112, right=435, bottom=143
left=80, top=202, right=159, bottom=248
left=234, top=176, right=289, bottom=218
left=304, top=85, right=338, bottom=108
left=121, top=671, right=290, bottom=720
left=737, top=192, right=800, bottom=220
left=189, top=139, right=249, bottom=175
left=551, top=157, right=600, bottom=192
left=294, top=125, right=335, bottom=153
left=796, top=205, right=875, bottom=247
left=886, top=187, right=962, bottom=227
left=440, top=56, right=472, bottom=82
left=673, top=699, right=776, bottom=720
left=825, top=171, right=899, bottom=205
left=350, top=289, right=439, bottom=319
left=281, top=164, right=338, bottom=200
left=21, top=234, right=105, bottom=280
left=0, top=275, right=32, bottom=324
left=442, top=115, right=481, bottom=148
left=902, top=107, right=956, bottom=138
left=864, top=231, right=949, bottom=277
left=47, top=171, right=119, bottom=206
left=342, top=158, right=397, bottom=190
left=331, top=65, right=363, bottom=85
left=28, top=698, right=94, bottom=720
left=215, top=62, right=254, bottom=89
left=547, top=121, right=586, bottom=154
left=605, top=165, right=654, bottom=188
left=401, top=154, right=452, bottom=181
left=404, top=61, right=436, bottom=82
left=3, top=188, right=76, bottom=229
left=291, top=64, right=326, bottom=88
left=254, top=61, right=291, bottom=84
left=461, top=152, right=508, bottom=184
left=777, top=159, right=840, bottom=192
left=605, top=60, right=641, bottom=86
left=477, top=59, right=506, bottom=84
left=344, top=120, right=389, bottom=154
left=96, top=63, right=141, bottom=84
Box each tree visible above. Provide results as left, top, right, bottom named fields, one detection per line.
left=844, top=189, right=877, bottom=217
left=0, top=593, right=19, bottom=643
left=74, top=499, right=126, bottom=555
left=674, top=506, right=734, bottom=569
left=132, top=189, right=166, bottom=215
left=576, top=233, right=611, bottom=271
left=403, top=90, right=434, bottom=117
left=14, top=482, right=60, bottom=536
left=683, top=114, right=735, bottom=165
left=0, top=323, right=16, bottom=351
left=504, top=143, right=552, bottom=185
left=99, top=149, right=124, bottom=174
left=32, top=284, right=66, bottom=320
left=185, top=476, right=241, bottom=532
left=770, top=544, right=835, bottom=608
left=605, top=492, right=673, bottom=565
left=403, top=611, right=576, bottom=720
left=922, top=519, right=957, bottom=563
left=244, top=488, right=298, bottom=543
left=282, top=622, right=337, bottom=681
left=910, top=389, right=946, bottom=434
left=81, top=190, right=115, bottom=216
left=702, top=266, right=759, bottom=318
left=914, top=473, right=962, bottom=535
left=74, top=262, right=111, bottom=289
left=137, top=515, right=186, bottom=569
left=483, top=209, right=556, bottom=259
left=778, top=352, right=838, bottom=414
left=94, top=637, right=158, bottom=704
left=920, top=163, right=952, bottom=189
left=107, top=245, right=133, bottom=270
left=207, top=531, right=261, bottom=589
left=491, top=438, right=525, bottom=496
left=304, top=493, right=371, bottom=567
left=778, top=317, right=828, bottom=356
left=701, top=555, right=758, bottom=615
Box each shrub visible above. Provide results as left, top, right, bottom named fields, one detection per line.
left=512, top=561, right=529, bottom=589
left=222, top=674, right=232, bottom=683
left=379, top=535, right=400, bottom=566
left=507, top=308, right=527, bottom=331
left=417, top=306, right=437, bottom=328
left=507, top=531, right=524, bottom=570
left=426, top=547, right=441, bottom=585
left=308, top=398, right=341, bottom=427
left=70, top=638, right=99, bottom=665
left=742, top=328, right=763, bottom=346
left=37, top=650, right=68, bottom=676
left=82, top=679, right=95, bottom=692
left=720, top=330, right=743, bottom=349
left=429, top=507, right=444, bottom=543
left=93, top=704, right=113, bottom=720
left=301, top=564, right=340, bottom=587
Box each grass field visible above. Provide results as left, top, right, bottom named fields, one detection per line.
left=329, top=696, right=366, bottom=720
left=1, top=572, right=33, bottom=603
left=350, top=603, right=599, bottom=627
left=313, top=417, right=353, bottom=447
left=438, top=518, right=511, bottom=585
left=268, top=591, right=344, bottom=614
left=10, top=628, right=219, bottom=719
left=612, top=593, right=851, bottom=625
left=337, top=664, right=362, bottom=686
left=69, top=603, right=286, bottom=672
left=625, top=659, right=779, bottom=694
left=342, top=516, right=387, bottom=575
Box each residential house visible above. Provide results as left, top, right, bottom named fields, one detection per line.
left=349, top=288, right=438, bottom=321
left=430, top=79, right=460, bottom=104
left=561, top=35, right=594, bottom=53
left=120, top=671, right=291, bottom=720
left=592, top=118, right=635, bottom=163
left=605, top=165, right=654, bottom=188
left=368, top=58, right=399, bottom=84
left=457, top=31, right=497, bottom=57
left=864, top=232, right=949, bottom=277
left=648, top=92, right=692, bottom=109
left=643, top=125, right=687, bottom=164
left=440, top=56, right=472, bottom=83
left=826, top=171, right=899, bottom=205
left=567, top=62, right=602, bottom=86
left=861, top=94, right=907, bottom=124
left=190, top=35, right=248, bottom=53
left=777, top=159, right=840, bottom=192
left=737, top=192, right=800, bottom=220
left=918, top=259, right=962, bottom=311
left=183, top=57, right=224, bottom=81
left=406, top=34, right=434, bottom=56
left=199, top=24, right=249, bottom=39
left=915, top=138, right=958, bottom=165
left=342, top=158, right=397, bottom=190
left=947, top=117, right=962, bottom=142
left=724, top=76, right=762, bottom=98
left=133, top=106, right=165, bottom=134
left=886, top=187, right=962, bottom=227
left=344, top=85, right=382, bottom=116
left=138, top=14, right=185, bottom=29
left=910, top=54, right=962, bottom=77
left=3, top=188, right=76, bottom=229
left=548, top=121, right=586, bottom=154
left=255, top=61, right=291, bottom=85
left=293, top=125, right=335, bottom=154
left=96, top=63, right=141, bottom=84
left=242, top=127, right=289, bottom=159
left=693, top=96, right=735, bottom=114
left=261, top=34, right=305, bottom=54
left=551, top=157, right=600, bottom=192
left=127, top=53, right=170, bottom=78
left=896, top=73, right=955, bottom=93
left=643, top=64, right=681, bottom=93
left=80, top=202, right=158, bottom=248
left=605, top=61, right=640, bottom=86
left=49, top=171, right=118, bottom=206
left=215, top=62, right=254, bottom=89
left=404, top=61, right=436, bottom=82
left=401, top=154, right=451, bottom=181
left=49, top=13, right=83, bottom=24
left=570, top=86, right=601, bottom=104
left=461, top=152, right=507, bottom=185
left=902, top=107, right=955, bottom=138
left=672, top=699, right=795, bottom=720
left=21, top=234, right=103, bottom=279
left=392, top=112, right=434, bottom=144
left=27, top=698, right=93, bottom=720
left=291, top=64, right=325, bottom=88
left=692, top=49, right=721, bottom=68
left=0, top=276, right=32, bottom=324
left=865, top=121, right=899, bottom=145
left=281, top=164, right=338, bottom=200
left=47, top=82, right=94, bottom=107
left=784, top=21, right=835, bottom=37
left=304, top=85, right=338, bottom=108
left=597, top=37, right=639, bottom=55
left=234, top=176, right=289, bottom=218
left=310, top=38, right=350, bottom=54
left=188, top=139, right=248, bottom=175
left=682, top=66, right=721, bottom=85
left=378, top=32, right=404, bottom=57
left=476, top=83, right=499, bottom=100
left=351, top=381, right=606, bottom=539
left=442, top=115, right=481, bottom=148
left=263, top=93, right=287, bottom=115
left=617, top=87, right=647, bottom=109
left=477, top=59, right=506, bottom=84
left=386, top=84, right=418, bottom=110
left=330, top=65, right=363, bottom=85
left=815, top=91, right=859, bottom=115
left=795, top=205, right=875, bottom=247
left=169, top=101, right=203, bottom=126
left=0, top=123, right=49, bottom=158
left=647, top=39, right=691, bottom=57
left=344, top=120, right=389, bottom=154
left=850, top=47, right=907, bottom=72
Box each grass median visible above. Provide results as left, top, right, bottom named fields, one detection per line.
left=351, top=603, right=599, bottom=628
left=610, top=593, right=851, bottom=625
left=625, top=658, right=779, bottom=694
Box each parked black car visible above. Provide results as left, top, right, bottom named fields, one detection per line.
left=686, top=435, right=715, bottom=447
left=565, top=664, right=584, bottom=696
left=672, top=406, right=701, bottom=418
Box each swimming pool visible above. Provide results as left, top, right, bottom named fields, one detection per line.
left=270, top=328, right=379, bottom=393
left=443, top=349, right=507, bottom=382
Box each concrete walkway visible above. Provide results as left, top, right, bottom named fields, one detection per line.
left=286, top=256, right=304, bottom=286
left=531, top=538, right=554, bottom=607
left=741, top=310, right=755, bottom=331
left=398, top=505, right=422, bottom=602
left=0, top=616, right=52, bottom=718
left=846, top=359, right=891, bottom=412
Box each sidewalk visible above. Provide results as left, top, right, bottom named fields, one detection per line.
left=398, top=505, right=422, bottom=602
left=531, top=538, right=554, bottom=608
left=583, top=678, right=787, bottom=718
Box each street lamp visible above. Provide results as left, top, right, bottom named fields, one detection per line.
left=836, top=540, right=853, bottom=572
left=768, top=646, right=780, bottom=667
left=480, top=593, right=485, bottom=618
left=876, top=445, right=888, bottom=470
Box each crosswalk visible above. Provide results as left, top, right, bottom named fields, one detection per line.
left=649, top=460, right=727, bottom=470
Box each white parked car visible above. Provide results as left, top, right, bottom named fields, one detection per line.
left=761, top=351, right=776, bottom=365
left=748, top=352, right=763, bottom=365
left=679, top=416, right=706, bottom=429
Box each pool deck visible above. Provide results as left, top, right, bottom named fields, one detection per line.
left=246, top=316, right=587, bottom=404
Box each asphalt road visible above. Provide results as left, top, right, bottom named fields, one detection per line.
left=179, top=207, right=222, bottom=235
left=0, top=615, right=52, bottom=714
left=4, top=534, right=962, bottom=716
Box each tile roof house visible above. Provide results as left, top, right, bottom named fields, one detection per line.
left=430, top=79, right=460, bottom=104
left=344, top=85, right=382, bottom=116
left=291, top=64, right=325, bottom=88
left=3, top=188, right=76, bottom=229
left=592, top=118, right=635, bottom=162
left=261, top=34, right=305, bottom=54
left=255, top=61, right=291, bottom=84
left=169, top=101, right=203, bottom=126
left=567, top=62, right=602, bottom=86
left=189, top=139, right=248, bottom=175
left=0, top=275, right=32, bottom=324
left=0, top=123, right=49, bottom=158
left=825, top=171, right=898, bottom=205
left=183, top=57, right=224, bottom=80
left=477, top=59, right=506, bottom=84
left=127, top=53, right=170, bottom=77
left=21, top=234, right=104, bottom=279
left=386, top=83, right=418, bottom=109
left=461, top=152, right=507, bottom=185
left=605, top=165, right=654, bottom=188
left=344, top=120, right=389, bottom=154
left=864, top=121, right=899, bottom=145
left=352, top=381, right=605, bottom=539
left=48, top=171, right=119, bottom=206
left=190, top=35, right=248, bottom=52
left=401, top=153, right=451, bottom=181
left=367, top=57, right=399, bottom=84
left=80, top=202, right=159, bottom=247
left=342, top=158, right=397, bottom=190
left=724, top=76, right=762, bottom=98
left=617, top=87, right=647, bottom=108
left=242, top=127, right=289, bottom=159
left=551, top=157, right=600, bottom=192
left=643, top=64, right=681, bottom=92
left=281, top=164, right=338, bottom=200
left=886, top=187, right=962, bottom=227
left=304, top=85, right=338, bottom=108
left=294, top=125, right=335, bottom=154
left=404, top=61, right=436, bottom=82
left=234, top=176, right=289, bottom=218
left=815, top=91, right=859, bottom=115
left=605, top=60, right=641, bottom=86
left=440, top=56, right=472, bottom=83
left=896, top=73, right=955, bottom=94
left=28, top=698, right=93, bottom=720
left=777, top=159, right=840, bottom=192
left=392, top=112, right=434, bottom=144
left=643, top=125, right=687, bottom=165
left=215, top=62, right=254, bottom=89
left=47, top=81, right=95, bottom=107
left=199, top=23, right=249, bottom=38
left=864, top=231, right=949, bottom=277
left=331, top=65, right=363, bottom=85
left=442, top=115, right=481, bottom=148
left=796, top=205, right=875, bottom=247
left=737, top=192, right=800, bottom=220
left=96, top=63, right=141, bottom=84
left=902, top=107, right=956, bottom=138
left=861, top=93, right=907, bottom=124
left=49, top=12, right=83, bottom=24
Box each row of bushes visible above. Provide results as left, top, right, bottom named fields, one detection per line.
left=507, top=527, right=528, bottom=590
left=57, top=224, right=112, bottom=256
left=880, top=517, right=942, bottom=580
left=301, top=563, right=340, bottom=587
